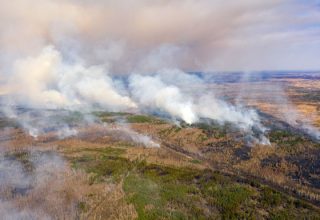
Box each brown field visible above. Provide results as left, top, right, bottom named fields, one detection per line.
left=1, top=73, right=320, bottom=219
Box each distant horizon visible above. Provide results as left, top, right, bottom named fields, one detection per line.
left=1, top=1, right=320, bottom=74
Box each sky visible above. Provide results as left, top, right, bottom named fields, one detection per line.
left=0, top=0, right=320, bottom=75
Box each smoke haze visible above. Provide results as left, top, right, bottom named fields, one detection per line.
left=0, top=150, right=81, bottom=219
left=0, top=0, right=319, bottom=143
left=0, top=0, right=319, bottom=75
left=1, top=2, right=320, bottom=219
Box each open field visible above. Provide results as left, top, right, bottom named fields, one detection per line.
left=1, top=124, right=320, bottom=219
left=1, top=72, right=320, bottom=219
left=202, top=72, right=320, bottom=128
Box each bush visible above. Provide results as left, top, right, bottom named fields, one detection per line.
left=261, top=187, right=282, bottom=207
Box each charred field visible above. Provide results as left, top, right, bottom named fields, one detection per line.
left=0, top=72, right=320, bottom=219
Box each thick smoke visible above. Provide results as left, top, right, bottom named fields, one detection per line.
left=129, top=74, right=198, bottom=124
left=0, top=0, right=319, bottom=73
left=0, top=1, right=319, bottom=219
left=8, top=46, right=136, bottom=110
left=0, top=1, right=318, bottom=144
left=0, top=45, right=271, bottom=144
left=1, top=45, right=139, bottom=139
left=129, top=71, right=269, bottom=144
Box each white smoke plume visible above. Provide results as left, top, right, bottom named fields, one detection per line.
left=0, top=1, right=317, bottom=144
left=1, top=45, right=138, bottom=139
left=0, top=42, right=270, bottom=144
left=129, top=74, right=198, bottom=124
left=107, top=124, right=160, bottom=148
left=129, top=70, right=269, bottom=144
left=7, top=46, right=136, bottom=111
left=75, top=123, right=160, bottom=148
left=0, top=44, right=269, bottom=144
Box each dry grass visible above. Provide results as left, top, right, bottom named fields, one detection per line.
left=0, top=150, right=86, bottom=219
left=0, top=84, right=319, bottom=218
left=84, top=182, right=137, bottom=220
left=125, top=146, right=205, bottom=169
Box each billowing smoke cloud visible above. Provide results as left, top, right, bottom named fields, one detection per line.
left=0, top=0, right=319, bottom=75
left=129, top=70, right=269, bottom=144
left=1, top=45, right=138, bottom=138
left=0, top=43, right=269, bottom=144
left=129, top=74, right=198, bottom=124
left=7, top=46, right=136, bottom=110
left=1, top=1, right=319, bottom=219
left=0, top=0, right=318, bottom=144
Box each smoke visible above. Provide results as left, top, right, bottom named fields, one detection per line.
left=276, top=93, right=320, bottom=140
left=0, top=45, right=270, bottom=145
left=0, top=150, right=81, bottom=219
left=0, top=43, right=269, bottom=144
left=0, top=1, right=318, bottom=144
left=1, top=45, right=139, bottom=139
left=105, top=123, right=160, bottom=148
left=7, top=46, right=136, bottom=110
left=235, top=72, right=320, bottom=140
left=1, top=107, right=92, bottom=138
left=0, top=0, right=319, bottom=73
left=129, top=74, right=198, bottom=124
left=129, top=70, right=269, bottom=144
left=0, top=1, right=319, bottom=218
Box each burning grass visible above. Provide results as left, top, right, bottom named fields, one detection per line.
left=0, top=99, right=319, bottom=219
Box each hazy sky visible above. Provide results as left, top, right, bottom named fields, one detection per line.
left=0, top=0, right=320, bottom=73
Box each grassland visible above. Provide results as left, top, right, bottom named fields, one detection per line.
left=1, top=74, right=320, bottom=219
left=67, top=143, right=320, bottom=219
